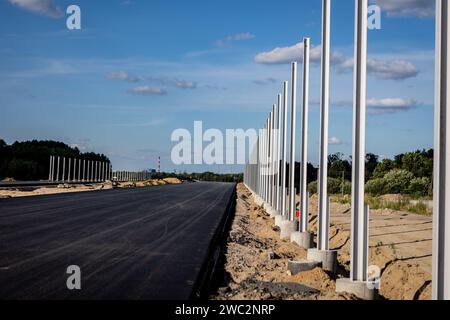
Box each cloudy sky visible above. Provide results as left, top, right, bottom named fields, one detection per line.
left=0, top=0, right=436, bottom=172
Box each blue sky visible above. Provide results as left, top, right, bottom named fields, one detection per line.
left=0, top=0, right=436, bottom=172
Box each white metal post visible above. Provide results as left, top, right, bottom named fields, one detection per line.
left=288, top=62, right=298, bottom=222
left=264, top=119, right=268, bottom=202
left=52, top=156, right=55, bottom=181
left=258, top=130, right=262, bottom=197
left=281, top=81, right=289, bottom=217
left=433, top=0, right=450, bottom=300
left=62, top=157, right=66, bottom=182
left=271, top=107, right=275, bottom=208
left=56, top=156, right=60, bottom=181
left=318, top=0, right=331, bottom=251
left=276, top=95, right=281, bottom=212
left=68, top=158, right=71, bottom=183
left=73, top=159, right=76, bottom=181
left=351, top=0, right=368, bottom=282
left=48, top=156, right=52, bottom=181
left=300, top=37, right=311, bottom=233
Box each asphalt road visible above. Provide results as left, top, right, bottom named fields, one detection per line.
left=0, top=182, right=236, bottom=300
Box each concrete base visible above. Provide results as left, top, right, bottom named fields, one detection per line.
left=279, top=220, right=297, bottom=240
left=307, top=249, right=338, bottom=274
left=274, top=215, right=285, bottom=227
left=288, top=260, right=320, bottom=275
left=336, top=278, right=377, bottom=300
left=290, top=231, right=314, bottom=249
left=263, top=203, right=277, bottom=217
left=253, top=196, right=264, bottom=207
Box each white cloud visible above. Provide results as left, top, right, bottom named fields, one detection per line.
left=254, top=42, right=344, bottom=65
left=371, top=0, right=434, bottom=18
left=329, top=137, right=343, bottom=145
left=8, top=0, right=63, bottom=18
left=337, top=58, right=419, bottom=80
left=253, top=77, right=277, bottom=85
left=216, top=32, right=255, bottom=47
left=256, top=42, right=419, bottom=81
left=367, top=58, right=419, bottom=80
left=128, top=86, right=167, bottom=96
left=173, top=79, right=197, bottom=89
left=367, top=98, right=418, bottom=114
left=106, top=71, right=141, bottom=82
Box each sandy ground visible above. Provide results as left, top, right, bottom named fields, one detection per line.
left=117, top=178, right=182, bottom=188
left=326, top=197, right=432, bottom=300
left=0, top=183, right=112, bottom=198
left=211, top=183, right=431, bottom=300
left=211, top=184, right=354, bottom=300
left=0, top=178, right=183, bottom=198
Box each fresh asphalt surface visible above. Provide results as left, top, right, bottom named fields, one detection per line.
left=0, top=182, right=236, bottom=299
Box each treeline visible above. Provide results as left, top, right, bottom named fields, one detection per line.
left=0, top=139, right=110, bottom=181
left=152, top=171, right=243, bottom=183
left=307, top=150, right=433, bottom=197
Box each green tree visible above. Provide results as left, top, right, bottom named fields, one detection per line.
left=373, top=159, right=395, bottom=179
left=383, top=169, right=414, bottom=194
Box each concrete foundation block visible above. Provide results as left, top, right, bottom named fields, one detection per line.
left=336, top=278, right=377, bottom=300
left=290, top=232, right=314, bottom=249
left=279, top=220, right=297, bottom=240
left=274, top=215, right=285, bottom=227
left=262, top=203, right=276, bottom=217
left=288, top=260, right=321, bottom=275
left=253, top=196, right=264, bottom=207
left=307, top=248, right=338, bottom=274
left=268, top=208, right=278, bottom=218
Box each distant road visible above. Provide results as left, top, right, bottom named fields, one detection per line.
left=0, top=182, right=236, bottom=299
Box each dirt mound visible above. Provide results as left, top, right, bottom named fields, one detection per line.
left=211, top=183, right=349, bottom=301
left=289, top=267, right=335, bottom=291
left=162, top=177, right=182, bottom=184
left=380, top=260, right=431, bottom=300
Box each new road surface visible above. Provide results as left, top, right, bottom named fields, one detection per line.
left=0, top=182, right=236, bottom=299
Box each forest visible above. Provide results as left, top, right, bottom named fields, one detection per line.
left=0, top=139, right=110, bottom=181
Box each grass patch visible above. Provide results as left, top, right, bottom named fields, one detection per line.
left=331, top=194, right=432, bottom=216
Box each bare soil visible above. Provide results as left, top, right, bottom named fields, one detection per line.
left=0, top=178, right=183, bottom=198
left=0, top=182, right=112, bottom=198
left=211, top=183, right=431, bottom=300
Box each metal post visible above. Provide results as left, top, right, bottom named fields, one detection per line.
left=48, top=156, right=52, bottom=181
left=56, top=156, right=60, bottom=181
left=276, top=94, right=282, bottom=212
left=72, top=159, right=79, bottom=181
left=53, top=156, right=56, bottom=181
left=62, top=157, right=66, bottom=182
left=270, top=108, right=275, bottom=208
left=258, top=130, right=262, bottom=197
left=351, top=0, right=368, bottom=282
left=318, top=0, right=331, bottom=251
left=68, top=158, right=71, bottom=183
left=83, top=160, right=85, bottom=182
left=263, top=121, right=267, bottom=202
left=281, top=81, right=288, bottom=218
left=300, top=37, right=311, bottom=233
left=288, top=62, right=298, bottom=222
left=433, top=0, right=450, bottom=300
